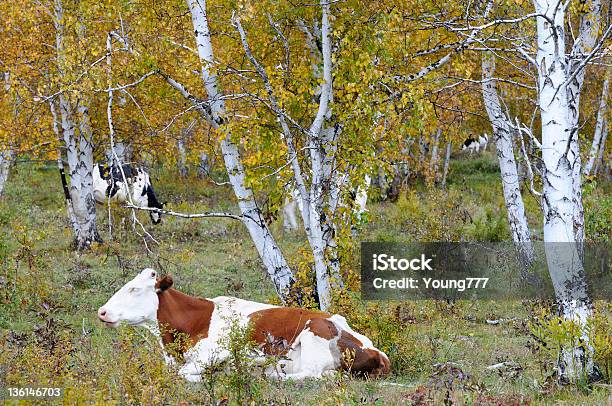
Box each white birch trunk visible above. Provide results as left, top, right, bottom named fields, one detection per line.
left=234, top=3, right=339, bottom=310
left=177, top=121, right=196, bottom=177
left=197, top=152, right=210, bottom=178
left=567, top=0, right=602, bottom=246
left=177, top=137, right=188, bottom=177
left=54, top=0, right=100, bottom=250
left=319, top=125, right=343, bottom=298
left=186, top=0, right=294, bottom=300
left=315, top=35, right=343, bottom=298
left=593, top=119, right=607, bottom=176
left=0, top=149, right=13, bottom=197
left=353, top=174, right=371, bottom=221
left=74, top=101, right=102, bottom=248
left=584, top=74, right=609, bottom=177
left=482, top=53, right=535, bottom=266
left=534, top=1, right=593, bottom=381
left=429, top=128, right=441, bottom=181
left=0, top=72, right=13, bottom=197
left=441, top=141, right=452, bottom=190
left=299, top=0, right=339, bottom=310
left=58, top=95, right=101, bottom=249
left=50, top=100, right=78, bottom=229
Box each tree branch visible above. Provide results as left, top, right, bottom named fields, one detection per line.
left=399, top=0, right=493, bottom=83
left=124, top=205, right=243, bottom=221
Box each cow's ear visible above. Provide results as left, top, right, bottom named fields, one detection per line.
left=155, top=275, right=174, bottom=292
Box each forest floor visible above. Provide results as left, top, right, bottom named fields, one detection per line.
left=0, top=150, right=610, bottom=405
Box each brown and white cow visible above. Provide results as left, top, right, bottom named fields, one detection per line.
left=98, top=269, right=390, bottom=381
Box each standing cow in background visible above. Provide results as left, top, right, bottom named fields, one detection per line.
left=93, top=163, right=164, bottom=224
left=461, top=134, right=488, bottom=155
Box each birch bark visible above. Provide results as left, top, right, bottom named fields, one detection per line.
left=53, top=0, right=101, bottom=249
left=534, top=0, right=593, bottom=381
left=0, top=72, right=13, bottom=197
left=482, top=53, right=535, bottom=266
left=50, top=100, right=77, bottom=229
left=233, top=3, right=340, bottom=310
left=583, top=74, right=609, bottom=177
left=0, top=149, right=13, bottom=197
left=429, top=128, right=441, bottom=181
left=567, top=0, right=602, bottom=245
left=305, top=0, right=342, bottom=309
left=186, top=0, right=294, bottom=300
left=353, top=174, right=371, bottom=222
left=177, top=136, right=188, bottom=177
left=441, top=141, right=452, bottom=190
left=593, top=119, right=607, bottom=176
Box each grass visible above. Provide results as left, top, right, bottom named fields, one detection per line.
left=0, top=151, right=610, bottom=405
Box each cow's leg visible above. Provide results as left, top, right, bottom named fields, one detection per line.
left=278, top=323, right=340, bottom=380
left=160, top=349, right=176, bottom=366
left=178, top=362, right=204, bottom=382
left=179, top=339, right=230, bottom=382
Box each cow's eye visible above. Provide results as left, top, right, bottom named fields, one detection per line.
left=150, top=271, right=156, bottom=278
left=128, top=287, right=140, bottom=293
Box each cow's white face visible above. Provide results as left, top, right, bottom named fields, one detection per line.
left=150, top=211, right=161, bottom=224
left=98, top=268, right=159, bottom=327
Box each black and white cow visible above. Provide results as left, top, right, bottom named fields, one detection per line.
left=93, top=163, right=164, bottom=224
left=461, top=134, right=488, bottom=155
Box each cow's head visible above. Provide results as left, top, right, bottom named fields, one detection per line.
left=97, top=268, right=172, bottom=327
left=144, top=183, right=164, bottom=224
left=149, top=201, right=165, bottom=225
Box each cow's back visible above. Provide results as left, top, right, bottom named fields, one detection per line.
left=247, top=307, right=391, bottom=377
left=248, top=307, right=331, bottom=354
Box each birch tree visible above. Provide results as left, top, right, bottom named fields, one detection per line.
left=53, top=0, right=101, bottom=249
left=50, top=100, right=77, bottom=230
left=232, top=0, right=340, bottom=310
left=566, top=0, right=603, bottom=245
left=533, top=0, right=602, bottom=381
left=179, top=0, right=295, bottom=302
left=177, top=121, right=196, bottom=177
left=428, top=128, right=441, bottom=181
left=481, top=53, right=535, bottom=266
left=441, top=141, right=452, bottom=190
left=447, top=0, right=608, bottom=381
left=584, top=74, right=609, bottom=177
left=592, top=120, right=608, bottom=176
left=0, top=72, right=14, bottom=197
left=228, top=1, right=497, bottom=308
left=0, top=149, right=12, bottom=197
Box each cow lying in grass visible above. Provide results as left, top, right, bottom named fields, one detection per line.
left=98, top=269, right=390, bottom=381
left=93, top=163, right=164, bottom=224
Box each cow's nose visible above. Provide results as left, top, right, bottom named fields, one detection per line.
left=98, top=308, right=107, bottom=320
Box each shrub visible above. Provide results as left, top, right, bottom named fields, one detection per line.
left=528, top=301, right=612, bottom=386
